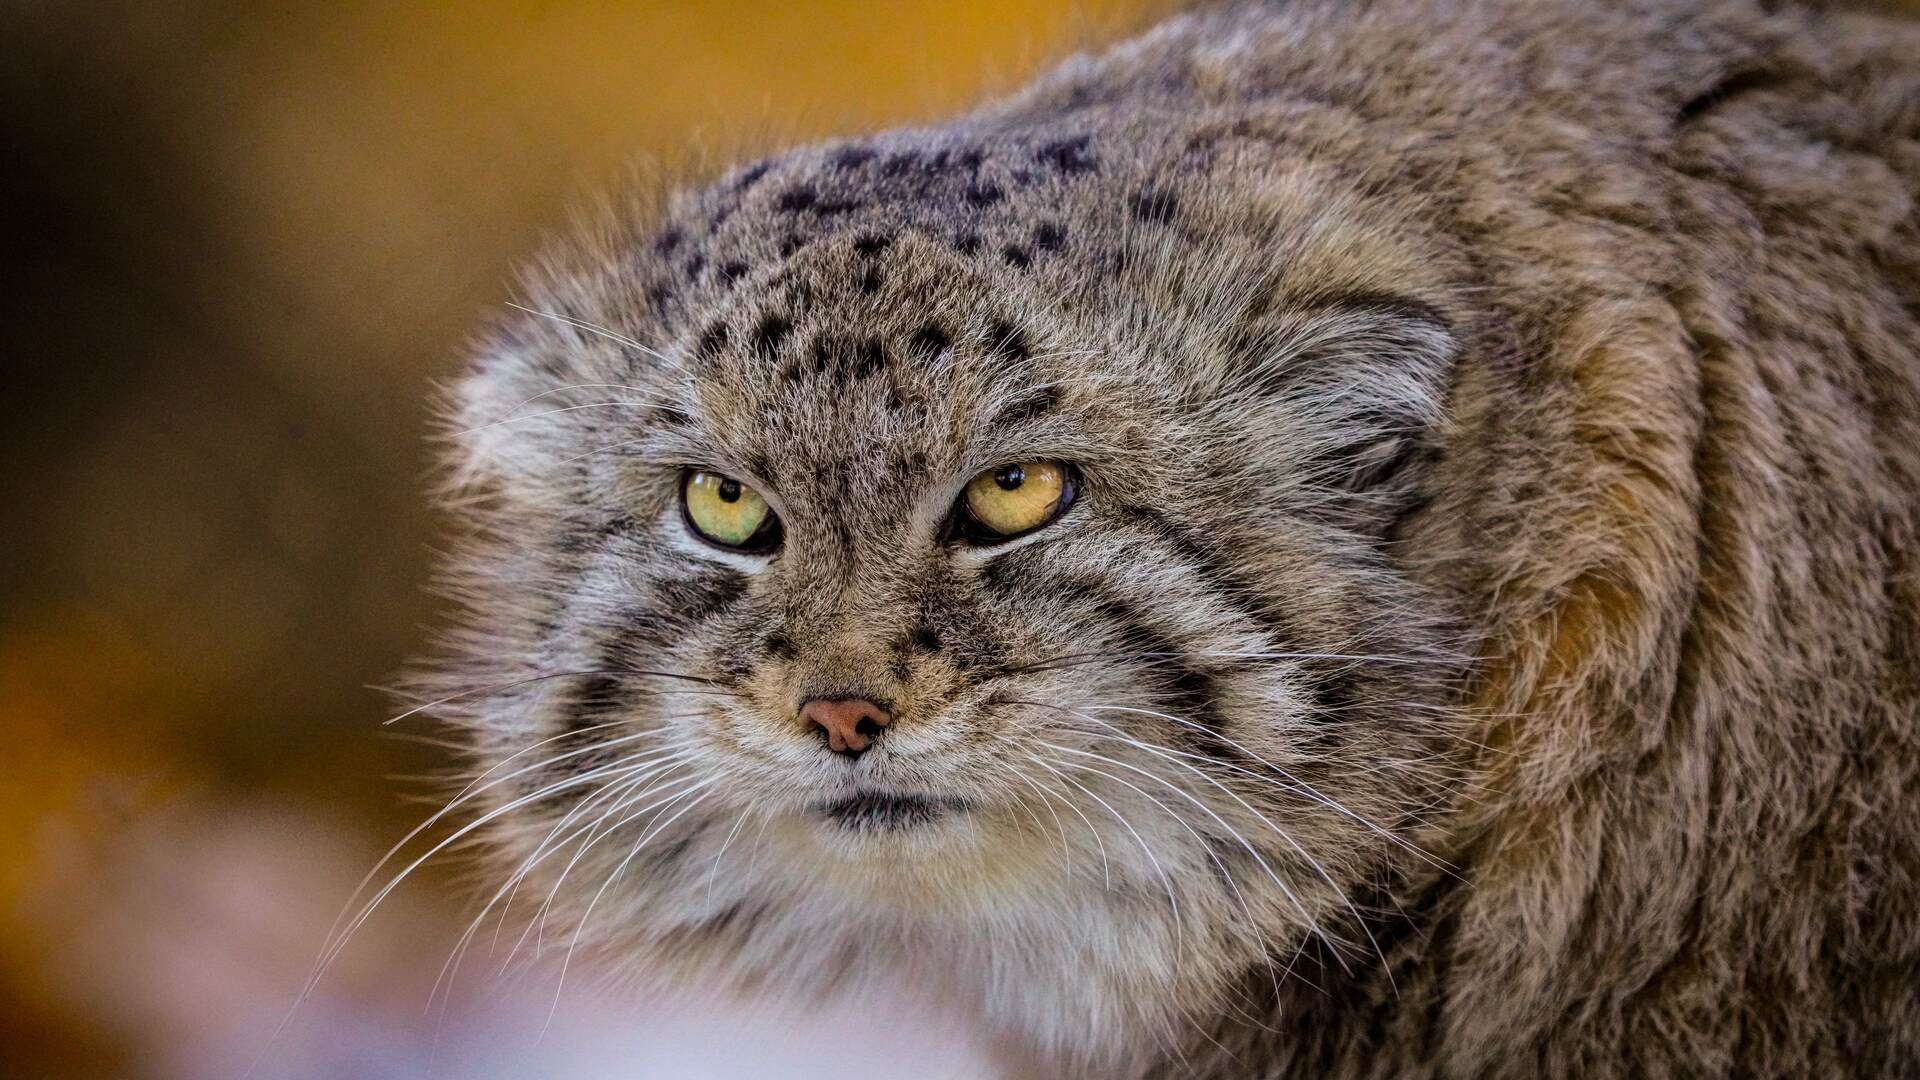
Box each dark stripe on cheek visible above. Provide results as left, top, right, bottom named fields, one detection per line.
left=1116, top=504, right=1385, bottom=726
left=559, top=673, right=631, bottom=737
left=644, top=569, right=749, bottom=622
left=1114, top=505, right=1308, bottom=648
left=985, top=558, right=1250, bottom=764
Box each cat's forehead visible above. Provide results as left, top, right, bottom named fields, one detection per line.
left=669, top=234, right=1080, bottom=500
left=643, top=137, right=1120, bottom=490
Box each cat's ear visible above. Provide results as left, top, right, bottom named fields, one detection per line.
left=1217, top=287, right=1458, bottom=531
left=437, top=308, right=653, bottom=500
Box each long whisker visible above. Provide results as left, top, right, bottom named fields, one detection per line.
left=1003, top=739, right=1183, bottom=954
left=1032, top=703, right=1419, bottom=982
left=384, top=668, right=728, bottom=726
left=280, top=748, right=671, bottom=1049
left=505, top=302, right=674, bottom=364
left=321, top=720, right=676, bottom=986
left=1034, top=732, right=1350, bottom=980
left=1011, top=760, right=1113, bottom=889
left=431, top=755, right=689, bottom=1017
left=546, top=784, right=717, bottom=1032
left=704, top=805, right=757, bottom=917
left=1078, top=703, right=1453, bottom=873
left=451, top=400, right=674, bottom=438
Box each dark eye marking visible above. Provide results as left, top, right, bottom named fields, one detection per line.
left=994, top=569, right=1239, bottom=761
left=763, top=630, right=796, bottom=660
left=987, top=386, right=1060, bottom=430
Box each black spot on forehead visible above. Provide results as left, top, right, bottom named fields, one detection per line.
left=1037, top=134, right=1096, bottom=174
left=964, top=182, right=1005, bottom=208
left=831, top=145, right=876, bottom=169
left=852, top=233, right=892, bottom=257
left=907, top=323, right=951, bottom=361
left=987, top=320, right=1032, bottom=362
left=751, top=314, right=792, bottom=358
left=1129, top=188, right=1181, bottom=224
left=804, top=335, right=891, bottom=382
left=1034, top=222, right=1066, bottom=250
left=851, top=338, right=888, bottom=379
left=696, top=322, right=730, bottom=359
left=734, top=159, right=773, bottom=191
left=1002, top=245, right=1031, bottom=269
left=777, top=185, right=819, bottom=212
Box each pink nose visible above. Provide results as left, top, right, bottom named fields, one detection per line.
left=800, top=696, right=892, bottom=757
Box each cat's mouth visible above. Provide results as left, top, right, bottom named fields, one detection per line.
left=812, top=790, right=972, bottom=832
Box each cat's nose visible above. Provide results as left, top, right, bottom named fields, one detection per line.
left=800, top=696, right=892, bottom=757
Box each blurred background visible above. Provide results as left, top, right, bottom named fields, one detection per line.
left=0, top=2, right=1162, bottom=1076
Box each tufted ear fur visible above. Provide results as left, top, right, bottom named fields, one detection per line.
left=1206, top=274, right=1459, bottom=539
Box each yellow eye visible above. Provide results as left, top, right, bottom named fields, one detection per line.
left=683, top=470, right=777, bottom=550
left=962, top=461, right=1073, bottom=539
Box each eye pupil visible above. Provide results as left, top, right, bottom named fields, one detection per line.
left=993, top=465, right=1025, bottom=491
left=718, top=478, right=742, bottom=502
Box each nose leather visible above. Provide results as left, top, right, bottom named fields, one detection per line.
left=800, top=696, right=893, bottom=756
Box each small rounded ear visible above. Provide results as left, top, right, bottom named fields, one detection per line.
left=437, top=307, right=667, bottom=502
left=1220, top=289, right=1459, bottom=534
left=439, top=330, right=574, bottom=496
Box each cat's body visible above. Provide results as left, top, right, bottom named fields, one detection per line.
left=428, top=0, right=1920, bottom=1075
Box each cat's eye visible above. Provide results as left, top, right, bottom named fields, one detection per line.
left=682, top=470, right=782, bottom=552
left=954, top=460, right=1076, bottom=544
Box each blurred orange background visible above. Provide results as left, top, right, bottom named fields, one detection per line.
left=1, top=3, right=1167, bottom=1075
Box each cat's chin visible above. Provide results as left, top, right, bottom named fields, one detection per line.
left=810, top=790, right=973, bottom=833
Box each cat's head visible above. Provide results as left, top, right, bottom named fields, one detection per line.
left=428, top=122, right=1471, bottom=1051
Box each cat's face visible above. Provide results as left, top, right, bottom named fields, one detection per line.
left=434, top=137, right=1470, bottom=1047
